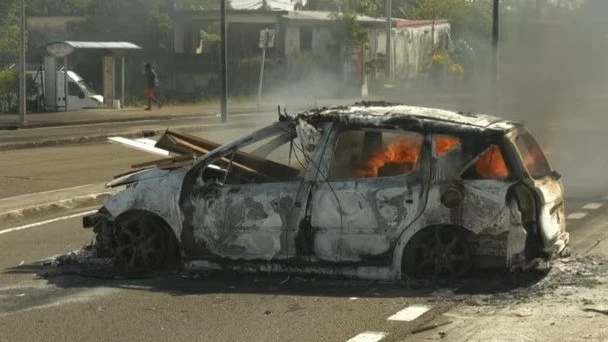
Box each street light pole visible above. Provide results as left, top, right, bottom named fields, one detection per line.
left=220, top=0, right=228, bottom=123
left=386, top=0, right=392, bottom=80
left=492, top=0, right=500, bottom=84
left=19, top=0, right=26, bottom=126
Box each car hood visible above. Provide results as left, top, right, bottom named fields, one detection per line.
left=107, top=168, right=180, bottom=188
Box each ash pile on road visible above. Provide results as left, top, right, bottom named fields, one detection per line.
left=40, top=246, right=116, bottom=279
left=448, top=255, right=608, bottom=306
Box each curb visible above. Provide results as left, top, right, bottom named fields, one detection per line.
left=0, top=192, right=114, bottom=227
left=0, top=107, right=276, bottom=131
left=0, top=120, right=275, bottom=151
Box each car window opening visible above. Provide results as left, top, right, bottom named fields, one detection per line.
left=209, top=129, right=315, bottom=185
left=435, top=135, right=461, bottom=158
left=464, top=145, right=510, bottom=180
left=515, top=133, right=552, bottom=179
left=330, top=130, right=422, bottom=180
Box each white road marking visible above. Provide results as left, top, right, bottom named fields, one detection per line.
left=346, top=331, right=387, bottom=342
left=387, top=305, right=430, bottom=322
left=567, top=212, right=588, bottom=220
left=583, top=203, right=603, bottom=210
left=0, top=210, right=96, bottom=236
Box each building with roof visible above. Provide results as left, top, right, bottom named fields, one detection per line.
left=172, top=8, right=450, bottom=99
left=387, top=19, right=451, bottom=80
left=173, top=9, right=385, bottom=60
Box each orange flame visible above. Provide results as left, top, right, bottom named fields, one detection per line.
left=475, top=145, right=509, bottom=179
left=355, top=138, right=421, bottom=178
left=435, top=136, right=461, bottom=157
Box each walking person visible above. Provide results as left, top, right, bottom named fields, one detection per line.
left=144, top=63, right=162, bottom=110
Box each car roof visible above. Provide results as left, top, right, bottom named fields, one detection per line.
left=297, top=102, right=518, bottom=132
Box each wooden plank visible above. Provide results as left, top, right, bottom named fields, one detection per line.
left=171, top=136, right=277, bottom=182
left=131, top=154, right=195, bottom=169
left=108, top=136, right=171, bottom=157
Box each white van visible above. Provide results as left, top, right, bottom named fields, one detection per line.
left=29, top=69, right=104, bottom=111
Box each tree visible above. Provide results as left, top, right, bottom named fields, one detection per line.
left=68, top=0, right=174, bottom=52
left=306, top=0, right=381, bottom=16
left=0, top=0, right=20, bottom=67
left=331, top=11, right=369, bottom=48
left=406, top=0, right=493, bottom=38
left=178, top=0, right=232, bottom=10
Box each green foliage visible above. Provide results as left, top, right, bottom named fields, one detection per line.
left=259, top=0, right=271, bottom=11
left=407, top=0, right=493, bottom=37
left=307, top=0, right=382, bottom=49
left=0, top=69, right=18, bottom=97
left=24, top=0, right=93, bottom=16
left=200, top=30, right=221, bottom=43
left=0, top=0, right=19, bottom=67
left=179, top=0, right=232, bottom=10
left=0, top=69, right=40, bottom=113
left=306, top=0, right=381, bottom=16
left=331, top=11, right=369, bottom=48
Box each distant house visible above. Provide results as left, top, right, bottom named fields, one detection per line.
left=174, top=0, right=307, bottom=11
left=172, top=8, right=450, bottom=98
left=229, top=0, right=307, bottom=11
left=387, top=19, right=451, bottom=80
left=173, top=10, right=385, bottom=62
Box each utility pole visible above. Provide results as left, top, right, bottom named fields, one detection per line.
left=492, top=0, right=500, bottom=84
left=386, top=0, right=392, bottom=80
left=257, top=30, right=267, bottom=110
left=19, top=0, right=26, bottom=126
left=220, top=0, right=228, bottom=122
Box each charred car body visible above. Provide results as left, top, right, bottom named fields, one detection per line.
left=84, top=103, right=569, bottom=280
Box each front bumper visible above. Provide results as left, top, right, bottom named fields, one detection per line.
left=83, top=213, right=105, bottom=229
left=82, top=208, right=115, bottom=257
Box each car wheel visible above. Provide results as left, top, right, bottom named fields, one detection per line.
left=113, top=214, right=178, bottom=273
left=403, top=226, right=474, bottom=280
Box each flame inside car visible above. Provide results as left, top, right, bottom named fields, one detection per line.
left=436, top=136, right=461, bottom=157
left=355, top=137, right=421, bottom=178
left=475, top=145, right=509, bottom=180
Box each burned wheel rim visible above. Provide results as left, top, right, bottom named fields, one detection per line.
left=114, top=216, right=173, bottom=271
left=411, top=227, right=473, bottom=279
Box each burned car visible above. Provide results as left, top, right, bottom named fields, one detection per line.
left=83, top=103, right=569, bottom=280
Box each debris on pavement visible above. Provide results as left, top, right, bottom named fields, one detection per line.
left=583, top=308, right=608, bottom=316
left=411, top=321, right=452, bottom=334
left=509, top=308, right=533, bottom=317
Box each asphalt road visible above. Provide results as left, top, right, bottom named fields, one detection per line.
left=0, top=194, right=606, bottom=342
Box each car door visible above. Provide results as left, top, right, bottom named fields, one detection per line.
left=431, top=133, right=517, bottom=241
left=178, top=122, right=321, bottom=262
left=309, top=127, right=431, bottom=265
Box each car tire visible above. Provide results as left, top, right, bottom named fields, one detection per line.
left=112, top=212, right=180, bottom=274
left=402, top=225, right=474, bottom=280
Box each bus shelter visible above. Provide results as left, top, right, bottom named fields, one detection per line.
left=44, top=41, right=141, bottom=111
